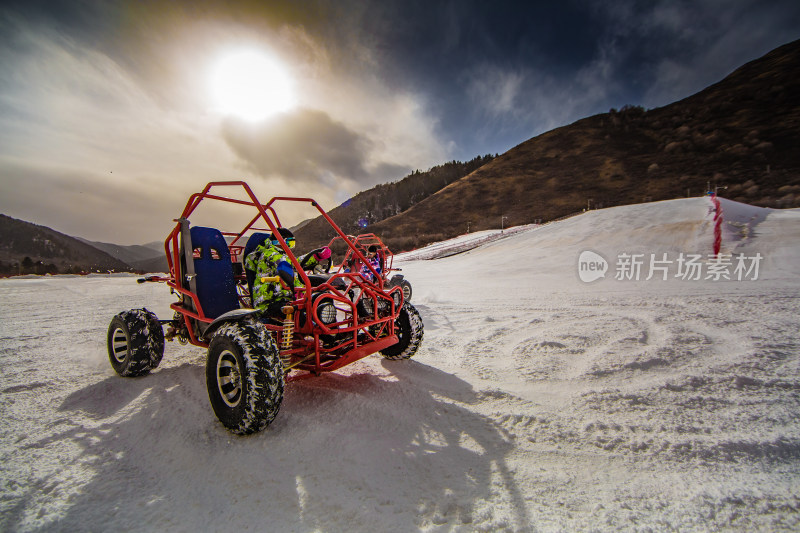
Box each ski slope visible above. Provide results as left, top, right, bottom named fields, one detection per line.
left=1, top=197, right=799, bottom=531
left=395, top=224, right=537, bottom=261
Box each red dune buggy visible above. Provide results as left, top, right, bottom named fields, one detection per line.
left=106, top=182, right=423, bottom=434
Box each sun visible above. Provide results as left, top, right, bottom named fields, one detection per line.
left=208, top=48, right=295, bottom=121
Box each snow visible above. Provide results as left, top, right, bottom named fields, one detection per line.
left=394, top=224, right=538, bottom=261
left=2, top=197, right=800, bottom=531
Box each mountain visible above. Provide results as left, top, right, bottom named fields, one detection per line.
left=76, top=238, right=163, bottom=266
left=76, top=238, right=168, bottom=273
left=0, top=214, right=134, bottom=275
left=128, top=255, right=168, bottom=274
left=141, top=241, right=166, bottom=254
left=301, top=39, right=800, bottom=253
left=293, top=155, right=495, bottom=250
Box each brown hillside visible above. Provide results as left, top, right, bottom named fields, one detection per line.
left=293, top=156, right=495, bottom=249
left=368, top=38, right=800, bottom=251
left=0, top=214, right=134, bottom=275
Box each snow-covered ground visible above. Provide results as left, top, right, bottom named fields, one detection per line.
left=2, top=197, right=800, bottom=531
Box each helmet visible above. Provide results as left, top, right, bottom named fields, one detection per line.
left=315, top=246, right=332, bottom=260
left=270, top=228, right=296, bottom=248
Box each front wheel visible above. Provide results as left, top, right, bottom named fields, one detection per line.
left=107, top=309, right=164, bottom=377
left=206, top=319, right=284, bottom=435
left=380, top=302, right=424, bottom=360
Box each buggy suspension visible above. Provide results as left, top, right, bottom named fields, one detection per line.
left=260, top=276, right=296, bottom=367
left=280, top=304, right=294, bottom=368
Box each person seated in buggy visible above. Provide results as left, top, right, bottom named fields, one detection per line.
left=244, top=227, right=302, bottom=316
left=360, top=245, right=382, bottom=282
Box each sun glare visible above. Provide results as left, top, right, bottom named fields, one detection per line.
left=208, top=48, right=295, bottom=122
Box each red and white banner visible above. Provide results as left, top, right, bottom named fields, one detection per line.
left=711, top=193, right=723, bottom=256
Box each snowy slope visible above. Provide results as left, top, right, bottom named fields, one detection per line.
left=1, top=197, right=800, bottom=532
left=395, top=224, right=537, bottom=261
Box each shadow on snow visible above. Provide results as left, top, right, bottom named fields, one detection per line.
left=13, top=359, right=530, bottom=531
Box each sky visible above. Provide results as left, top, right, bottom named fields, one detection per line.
left=0, top=0, right=799, bottom=245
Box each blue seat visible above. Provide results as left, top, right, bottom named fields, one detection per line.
left=243, top=232, right=272, bottom=304
left=190, top=226, right=239, bottom=318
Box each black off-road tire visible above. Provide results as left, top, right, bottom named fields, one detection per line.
left=380, top=302, right=424, bottom=360
left=206, top=319, right=284, bottom=435
left=107, top=308, right=165, bottom=377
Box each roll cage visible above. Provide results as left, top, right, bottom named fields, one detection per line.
left=326, top=233, right=398, bottom=279
left=147, top=181, right=403, bottom=378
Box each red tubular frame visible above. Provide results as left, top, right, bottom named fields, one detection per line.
left=328, top=232, right=398, bottom=281
left=161, top=181, right=403, bottom=380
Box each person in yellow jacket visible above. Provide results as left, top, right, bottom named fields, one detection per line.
left=244, top=228, right=301, bottom=315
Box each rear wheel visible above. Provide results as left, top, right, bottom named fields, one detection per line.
left=107, top=309, right=164, bottom=377
left=206, top=319, right=284, bottom=435
left=380, top=302, right=423, bottom=360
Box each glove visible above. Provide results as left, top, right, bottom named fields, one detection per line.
left=300, top=249, right=323, bottom=270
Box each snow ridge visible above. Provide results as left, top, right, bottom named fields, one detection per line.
left=1, top=198, right=799, bottom=531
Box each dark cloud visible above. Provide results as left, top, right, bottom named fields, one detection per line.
left=348, top=0, right=800, bottom=157
left=221, top=108, right=407, bottom=186
left=6, top=0, right=799, bottom=161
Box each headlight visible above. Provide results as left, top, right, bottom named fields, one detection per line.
left=318, top=302, right=337, bottom=324
left=392, top=291, right=402, bottom=308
